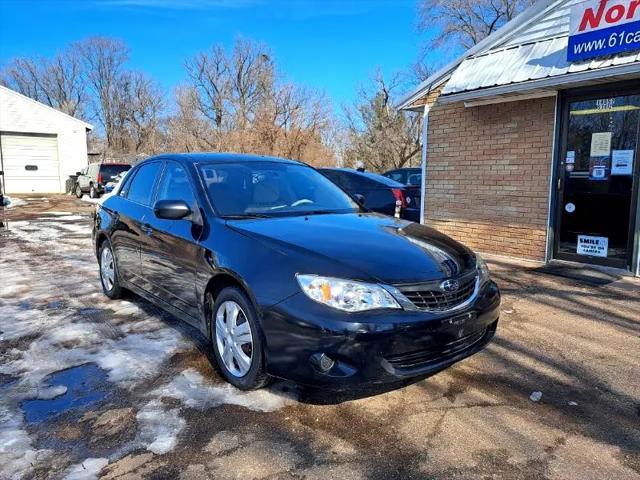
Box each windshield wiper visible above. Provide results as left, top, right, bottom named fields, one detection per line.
left=300, top=210, right=351, bottom=216
left=222, top=213, right=272, bottom=220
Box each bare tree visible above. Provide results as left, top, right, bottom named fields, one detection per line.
left=343, top=70, right=422, bottom=173
left=76, top=37, right=130, bottom=150
left=228, top=38, right=273, bottom=127
left=167, top=86, right=216, bottom=152
left=179, top=37, right=333, bottom=166
left=184, top=46, right=229, bottom=129
left=117, top=71, right=164, bottom=154
left=418, top=0, right=534, bottom=50
left=1, top=58, right=43, bottom=102
left=1, top=50, right=87, bottom=117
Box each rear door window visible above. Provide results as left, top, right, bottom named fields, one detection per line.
left=125, top=162, right=163, bottom=206
left=385, top=171, right=405, bottom=183
left=407, top=173, right=422, bottom=186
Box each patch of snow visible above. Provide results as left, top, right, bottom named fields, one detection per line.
left=529, top=391, right=543, bottom=402
left=0, top=225, right=190, bottom=476
left=42, top=211, right=74, bottom=216
left=36, top=385, right=68, bottom=400
left=4, top=220, right=30, bottom=227
left=0, top=212, right=296, bottom=473
left=1, top=196, right=27, bottom=209
left=136, top=400, right=186, bottom=455
left=134, top=369, right=294, bottom=456
left=39, top=215, right=85, bottom=221
left=154, top=369, right=296, bottom=412
left=63, top=458, right=109, bottom=480
left=96, top=332, right=188, bottom=387
left=568, top=401, right=578, bottom=406
left=80, top=196, right=99, bottom=204
left=57, top=223, right=93, bottom=234
left=0, top=405, right=52, bottom=480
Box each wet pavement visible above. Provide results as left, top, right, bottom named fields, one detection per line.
left=1, top=195, right=639, bottom=480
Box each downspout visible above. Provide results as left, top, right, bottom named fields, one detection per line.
left=420, top=103, right=430, bottom=225
left=0, top=133, right=4, bottom=206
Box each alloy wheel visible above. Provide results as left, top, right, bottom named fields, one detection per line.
left=100, top=246, right=115, bottom=291
left=215, top=300, right=254, bottom=378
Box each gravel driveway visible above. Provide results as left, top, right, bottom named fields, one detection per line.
left=1, top=195, right=639, bottom=480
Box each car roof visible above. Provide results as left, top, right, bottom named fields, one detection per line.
left=138, top=152, right=305, bottom=167
left=385, top=167, right=421, bottom=173
left=320, top=168, right=405, bottom=187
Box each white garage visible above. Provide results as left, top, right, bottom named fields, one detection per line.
left=0, top=85, right=92, bottom=194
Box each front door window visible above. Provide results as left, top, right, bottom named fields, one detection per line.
left=556, top=92, right=640, bottom=269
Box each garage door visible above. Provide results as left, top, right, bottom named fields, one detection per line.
left=1, top=133, right=61, bottom=193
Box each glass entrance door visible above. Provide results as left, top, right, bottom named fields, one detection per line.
left=555, top=90, right=640, bottom=270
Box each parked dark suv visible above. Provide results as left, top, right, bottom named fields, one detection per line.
left=93, top=154, right=500, bottom=391
left=319, top=168, right=420, bottom=223
left=75, top=163, right=131, bottom=199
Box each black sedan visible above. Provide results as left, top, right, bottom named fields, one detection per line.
left=93, top=154, right=500, bottom=391
left=319, top=168, right=421, bottom=223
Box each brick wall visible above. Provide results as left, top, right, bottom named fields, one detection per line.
left=424, top=96, right=556, bottom=260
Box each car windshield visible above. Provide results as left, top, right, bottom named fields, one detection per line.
left=199, top=161, right=358, bottom=218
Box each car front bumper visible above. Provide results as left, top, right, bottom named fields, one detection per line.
left=261, top=280, right=500, bottom=389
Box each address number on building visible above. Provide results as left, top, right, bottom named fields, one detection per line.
left=577, top=235, right=609, bottom=258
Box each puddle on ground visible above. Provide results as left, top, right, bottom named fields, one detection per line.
left=21, top=363, right=112, bottom=423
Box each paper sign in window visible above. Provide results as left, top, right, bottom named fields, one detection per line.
left=611, top=150, right=634, bottom=176
left=589, top=156, right=610, bottom=181
left=590, top=132, right=612, bottom=157
left=577, top=235, right=608, bottom=258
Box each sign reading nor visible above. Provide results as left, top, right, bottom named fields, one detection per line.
left=568, top=0, right=640, bottom=62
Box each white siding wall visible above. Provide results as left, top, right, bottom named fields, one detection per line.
left=0, top=86, right=91, bottom=193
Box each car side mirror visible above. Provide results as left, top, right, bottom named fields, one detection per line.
left=76, top=172, right=82, bottom=176
left=352, top=193, right=366, bottom=207
left=154, top=199, right=191, bottom=220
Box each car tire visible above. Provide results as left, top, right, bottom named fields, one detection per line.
left=75, top=184, right=83, bottom=198
left=90, top=185, right=99, bottom=199
left=98, top=240, right=123, bottom=299
left=210, top=287, right=269, bottom=390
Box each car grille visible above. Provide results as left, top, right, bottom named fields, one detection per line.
left=384, top=327, right=488, bottom=371
left=398, top=274, right=477, bottom=311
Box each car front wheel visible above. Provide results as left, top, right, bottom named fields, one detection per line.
left=99, top=240, right=123, bottom=299
left=90, top=185, right=100, bottom=199
left=210, top=287, right=269, bottom=390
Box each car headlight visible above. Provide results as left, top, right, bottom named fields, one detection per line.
left=296, top=274, right=401, bottom=312
left=476, top=254, right=491, bottom=283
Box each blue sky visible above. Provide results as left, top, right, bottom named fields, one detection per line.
left=0, top=0, right=441, bottom=108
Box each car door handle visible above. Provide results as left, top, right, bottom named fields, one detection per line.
left=141, top=223, right=153, bottom=236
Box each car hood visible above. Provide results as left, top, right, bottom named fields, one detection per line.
left=226, top=213, right=475, bottom=285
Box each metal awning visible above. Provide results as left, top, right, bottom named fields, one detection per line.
left=441, top=37, right=640, bottom=100
left=397, top=0, right=640, bottom=110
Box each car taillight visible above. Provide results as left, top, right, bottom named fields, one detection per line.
left=97, top=173, right=103, bottom=184
left=391, top=188, right=407, bottom=208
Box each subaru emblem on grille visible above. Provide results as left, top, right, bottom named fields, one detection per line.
left=440, top=279, right=460, bottom=293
